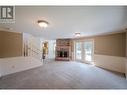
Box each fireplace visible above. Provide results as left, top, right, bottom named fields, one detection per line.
left=55, top=39, right=71, bottom=61
left=57, top=51, right=68, bottom=57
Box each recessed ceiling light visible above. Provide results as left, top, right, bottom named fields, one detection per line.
left=38, top=20, right=49, bottom=28
left=75, top=32, right=81, bottom=37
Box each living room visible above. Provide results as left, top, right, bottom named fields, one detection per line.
left=0, top=6, right=127, bottom=89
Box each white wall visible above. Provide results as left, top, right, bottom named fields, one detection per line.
left=0, top=56, right=43, bottom=77
left=94, top=54, right=125, bottom=73
left=47, top=40, right=56, bottom=59
left=23, top=33, right=42, bottom=59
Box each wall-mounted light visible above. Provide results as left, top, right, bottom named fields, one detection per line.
left=75, top=32, right=81, bottom=37
left=38, top=20, right=49, bottom=28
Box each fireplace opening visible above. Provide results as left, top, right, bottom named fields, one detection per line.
left=64, top=51, right=68, bottom=57
left=57, top=51, right=68, bottom=58
left=60, top=51, right=63, bottom=57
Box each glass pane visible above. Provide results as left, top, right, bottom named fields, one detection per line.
left=84, top=41, right=93, bottom=62
left=76, top=42, right=81, bottom=60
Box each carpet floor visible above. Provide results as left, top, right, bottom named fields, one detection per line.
left=0, top=61, right=127, bottom=89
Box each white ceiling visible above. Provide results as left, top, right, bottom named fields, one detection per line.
left=0, top=6, right=127, bottom=39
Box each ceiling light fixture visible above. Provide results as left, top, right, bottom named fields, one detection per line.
left=38, top=20, right=49, bottom=28
left=75, top=32, right=81, bottom=37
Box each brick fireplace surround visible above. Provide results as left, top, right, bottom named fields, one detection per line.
left=55, top=39, right=71, bottom=61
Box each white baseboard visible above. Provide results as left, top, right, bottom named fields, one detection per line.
left=94, top=54, right=125, bottom=73
left=0, top=56, right=43, bottom=77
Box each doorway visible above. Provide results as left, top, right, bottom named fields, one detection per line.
left=75, top=40, right=94, bottom=64
left=42, top=42, right=49, bottom=60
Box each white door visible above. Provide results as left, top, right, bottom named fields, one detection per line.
left=84, top=41, right=94, bottom=63
left=75, top=40, right=94, bottom=64
left=75, top=42, right=82, bottom=61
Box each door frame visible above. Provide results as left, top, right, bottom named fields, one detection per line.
left=74, top=39, right=94, bottom=64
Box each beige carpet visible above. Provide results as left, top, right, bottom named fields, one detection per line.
left=0, top=60, right=127, bottom=89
